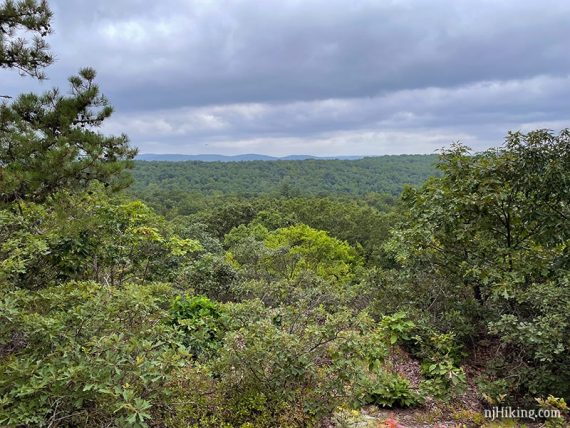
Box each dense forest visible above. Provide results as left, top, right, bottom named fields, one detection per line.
left=130, top=155, right=438, bottom=199
left=2, top=2, right=570, bottom=427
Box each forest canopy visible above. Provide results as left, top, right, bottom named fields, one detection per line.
left=130, top=154, right=438, bottom=198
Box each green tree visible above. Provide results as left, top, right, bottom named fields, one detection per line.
left=226, top=223, right=361, bottom=283
left=0, top=0, right=52, bottom=79
left=264, top=224, right=361, bottom=281
left=0, top=188, right=204, bottom=290
left=0, top=68, right=137, bottom=203
left=387, top=129, right=570, bottom=400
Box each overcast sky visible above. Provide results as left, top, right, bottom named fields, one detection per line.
left=3, top=0, right=570, bottom=156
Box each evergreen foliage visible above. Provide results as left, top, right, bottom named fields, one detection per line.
left=0, top=0, right=52, bottom=79
left=0, top=68, right=136, bottom=203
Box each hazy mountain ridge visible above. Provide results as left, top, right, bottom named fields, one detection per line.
left=136, top=153, right=364, bottom=162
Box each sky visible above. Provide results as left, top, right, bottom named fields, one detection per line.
left=3, top=0, right=570, bottom=156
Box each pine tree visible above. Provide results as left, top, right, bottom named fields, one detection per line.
left=0, top=0, right=53, bottom=79
left=0, top=68, right=137, bottom=202
left=0, top=1, right=137, bottom=203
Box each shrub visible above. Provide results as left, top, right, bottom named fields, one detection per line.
left=477, top=377, right=510, bottom=406
left=166, top=304, right=388, bottom=427
left=0, top=281, right=188, bottom=427
left=359, top=370, right=420, bottom=408
left=169, top=295, right=225, bottom=358
left=419, top=359, right=466, bottom=399
left=386, top=130, right=570, bottom=400
left=380, top=312, right=415, bottom=345
left=176, top=253, right=238, bottom=301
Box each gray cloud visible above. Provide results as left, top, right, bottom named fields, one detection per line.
left=2, top=0, right=570, bottom=155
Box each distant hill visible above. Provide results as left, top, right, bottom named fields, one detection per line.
left=130, top=154, right=439, bottom=198
left=136, top=153, right=364, bottom=162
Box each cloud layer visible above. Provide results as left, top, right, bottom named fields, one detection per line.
left=3, top=0, right=570, bottom=155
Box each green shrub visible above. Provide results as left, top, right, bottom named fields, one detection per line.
left=477, top=377, right=510, bottom=405
left=360, top=370, right=420, bottom=408
left=169, top=295, right=225, bottom=358
left=420, top=359, right=466, bottom=399
left=166, top=304, right=387, bottom=427
left=380, top=312, right=415, bottom=345
left=0, top=281, right=188, bottom=427
left=0, top=190, right=203, bottom=290
left=176, top=253, right=238, bottom=301
left=535, top=395, right=568, bottom=428
left=387, top=131, right=570, bottom=400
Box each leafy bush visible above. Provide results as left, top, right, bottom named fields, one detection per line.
left=477, top=377, right=510, bottom=405
left=175, top=253, right=238, bottom=301
left=535, top=395, right=568, bottom=428
left=0, top=281, right=188, bottom=427
left=166, top=304, right=389, bottom=427
left=169, top=295, right=225, bottom=358
left=0, top=189, right=203, bottom=290
left=380, top=312, right=415, bottom=345
left=360, top=370, right=420, bottom=408
left=419, top=359, right=467, bottom=399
